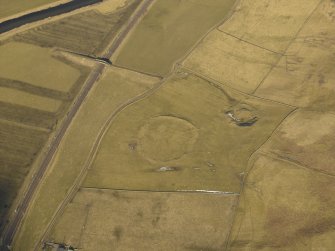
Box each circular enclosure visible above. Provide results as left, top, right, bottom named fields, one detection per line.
left=138, top=116, right=198, bottom=162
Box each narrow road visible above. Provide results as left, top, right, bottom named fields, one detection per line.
left=0, top=0, right=154, bottom=249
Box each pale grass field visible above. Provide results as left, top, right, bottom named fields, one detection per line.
left=229, top=109, right=335, bottom=249
left=49, top=188, right=237, bottom=251
left=261, top=110, right=335, bottom=175
left=183, top=30, right=279, bottom=93
left=218, top=0, right=320, bottom=53
left=255, top=0, right=335, bottom=109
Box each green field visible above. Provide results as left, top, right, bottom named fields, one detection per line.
left=115, top=0, right=236, bottom=76
left=83, top=72, right=292, bottom=192
left=0, top=0, right=60, bottom=19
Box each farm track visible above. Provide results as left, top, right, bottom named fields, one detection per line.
left=0, top=0, right=155, bottom=249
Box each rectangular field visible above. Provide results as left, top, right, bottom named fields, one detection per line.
left=183, top=30, right=279, bottom=93
left=0, top=87, right=61, bottom=112
left=49, top=188, right=237, bottom=251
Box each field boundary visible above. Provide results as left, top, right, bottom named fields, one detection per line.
left=252, top=0, right=324, bottom=94
left=80, top=187, right=240, bottom=195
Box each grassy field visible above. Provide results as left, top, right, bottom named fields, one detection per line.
left=218, top=0, right=320, bottom=53
left=0, top=42, right=80, bottom=92
left=183, top=30, right=280, bottom=93
left=228, top=154, right=335, bottom=250
left=255, top=1, right=335, bottom=109
left=0, top=87, right=61, bottom=112
left=13, top=67, right=159, bottom=251
left=0, top=0, right=60, bottom=19
left=83, top=72, right=292, bottom=192
left=13, top=0, right=140, bottom=56
left=114, top=0, right=236, bottom=76
left=49, top=188, right=237, bottom=251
